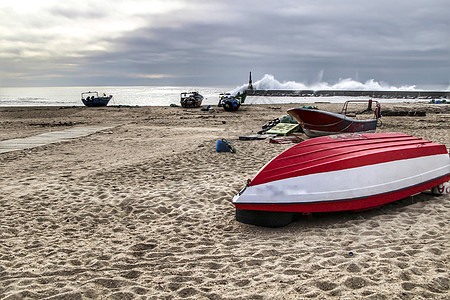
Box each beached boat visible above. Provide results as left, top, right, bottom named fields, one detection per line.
left=81, top=91, right=113, bottom=107
left=287, top=100, right=381, bottom=137
left=218, top=93, right=241, bottom=111
left=232, top=132, right=450, bottom=227
left=180, top=91, right=203, bottom=108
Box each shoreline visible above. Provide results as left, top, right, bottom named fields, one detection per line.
left=0, top=103, right=449, bottom=298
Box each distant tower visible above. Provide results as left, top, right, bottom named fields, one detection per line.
left=248, top=71, right=253, bottom=90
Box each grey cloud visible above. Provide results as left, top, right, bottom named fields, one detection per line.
left=1, top=0, right=449, bottom=87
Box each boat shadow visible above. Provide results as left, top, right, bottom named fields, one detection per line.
left=288, top=191, right=442, bottom=228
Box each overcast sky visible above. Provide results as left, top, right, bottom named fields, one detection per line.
left=1, top=0, right=449, bottom=88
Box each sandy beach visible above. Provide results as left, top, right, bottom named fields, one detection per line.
left=0, top=102, right=449, bottom=299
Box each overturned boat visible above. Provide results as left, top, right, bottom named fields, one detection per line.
left=232, top=132, right=450, bottom=227
left=287, top=100, right=381, bottom=137
left=81, top=91, right=113, bottom=107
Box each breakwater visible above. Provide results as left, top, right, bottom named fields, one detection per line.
left=246, top=89, right=449, bottom=99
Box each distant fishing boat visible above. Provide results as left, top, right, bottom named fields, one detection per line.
left=81, top=91, right=113, bottom=107
left=288, top=100, right=382, bottom=137
left=180, top=91, right=203, bottom=108
left=232, top=132, right=450, bottom=227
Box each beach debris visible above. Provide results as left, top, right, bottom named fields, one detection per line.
left=265, top=123, right=299, bottom=136
left=239, top=134, right=277, bottom=141
left=258, top=114, right=303, bottom=135
left=216, top=138, right=266, bottom=162
left=258, top=118, right=280, bottom=134
left=201, top=105, right=213, bottom=112
left=429, top=99, right=448, bottom=104
left=216, top=139, right=236, bottom=153
left=269, top=136, right=303, bottom=144
left=279, top=114, right=299, bottom=124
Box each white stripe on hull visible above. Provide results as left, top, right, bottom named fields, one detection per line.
left=233, top=154, right=450, bottom=204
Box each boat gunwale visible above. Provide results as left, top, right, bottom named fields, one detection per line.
left=278, top=136, right=430, bottom=162
left=287, top=107, right=377, bottom=124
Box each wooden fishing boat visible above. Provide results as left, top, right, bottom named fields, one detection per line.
left=81, top=91, right=113, bottom=107
left=232, top=132, right=450, bottom=227
left=180, top=92, right=203, bottom=108
left=287, top=100, right=381, bottom=137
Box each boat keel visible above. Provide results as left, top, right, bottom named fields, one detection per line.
left=236, top=209, right=294, bottom=227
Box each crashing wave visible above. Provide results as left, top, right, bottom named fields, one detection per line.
left=229, top=74, right=417, bottom=95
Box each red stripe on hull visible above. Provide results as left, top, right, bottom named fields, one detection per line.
left=235, top=175, right=449, bottom=213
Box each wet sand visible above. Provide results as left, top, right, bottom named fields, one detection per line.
left=0, top=102, right=449, bottom=299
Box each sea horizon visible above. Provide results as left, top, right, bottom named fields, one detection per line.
left=1, top=81, right=449, bottom=107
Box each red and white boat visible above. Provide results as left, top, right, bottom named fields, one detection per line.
left=232, top=133, right=450, bottom=227
left=287, top=100, right=382, bottom=137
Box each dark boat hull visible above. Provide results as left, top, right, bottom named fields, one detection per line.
left=288, top=108, right=378, bottom=137
left=82, top=96, right=112, bottom=107
left=181, top=99, right=202, bottom=108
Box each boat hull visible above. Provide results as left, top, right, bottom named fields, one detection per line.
left=180, top=92, right=203, bottom=108
left=180, top=99, right=202, bottom=108
left=287, top=108, right=377, bottom=137
left=232, top=133, right=450, bottom=226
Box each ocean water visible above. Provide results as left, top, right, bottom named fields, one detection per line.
left=1, top=85, right=446, bottom=107
left=0, top=86, right=233, bottom=107
left=2, top=74, right=448, bottom=107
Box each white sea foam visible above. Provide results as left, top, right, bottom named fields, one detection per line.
left=229, top=74, right=420, bottom=95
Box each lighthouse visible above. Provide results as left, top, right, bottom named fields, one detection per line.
left=248, top=72, right=253, bottom=90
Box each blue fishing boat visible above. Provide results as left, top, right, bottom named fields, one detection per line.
left=218, top=93, right=246, bottom=111
left=81, top=91, right=113, bottom=107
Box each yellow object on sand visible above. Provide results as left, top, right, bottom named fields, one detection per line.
left=266, top=123, right=299, bottom=136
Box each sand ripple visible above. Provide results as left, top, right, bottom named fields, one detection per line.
left=1, top=105, right=449, bottom=299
